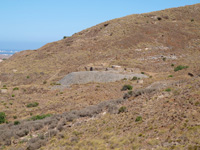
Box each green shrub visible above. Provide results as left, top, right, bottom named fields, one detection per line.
left=0, top=112, right=6, bottom=124
left=118, top=106, right=127, bottom=114
left=14, top=121, right=20, bottom=125
left=63, top=36, right=67, bottom=39
left=168, top=75, right=173, bottom=78
left=174, top=65, right=188, bottom=72
left=171, top=64, right=174, bottom=67
left=11, top=94, right=15, bottom=97
left=165, top=88, right=171, bottom=92
left=2, top=85, right=7, bottom=89
left=132, top=76, right=138, bottom=80
left=121, top=85, right=133, bottom=91
left=43, top=81, right=47, bottom=84
left=141, top=72, right=145, bottom=74
left=27, top=76, right=30, bottom=79
left=13, top=116, right=17, bottom=119
left=138, top=133, right=143, bottom=137
left=163, top=57, right=166, bottom=61
left=26, top=102, right=39, bottom=108
left=135, top=116, right=142, bottom=122
left=30, top=114, right=52, bottom=121
left=191, top=19, right=194, bottom=22
left=13, top=87, right=19, bottom=91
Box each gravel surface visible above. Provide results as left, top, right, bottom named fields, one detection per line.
left=59, top=71, right=148, bottom=87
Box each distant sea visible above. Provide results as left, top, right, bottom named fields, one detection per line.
left=0, top=49, right=21, bottom=55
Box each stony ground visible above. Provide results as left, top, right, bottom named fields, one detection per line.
left=58, top=71, right=148, bottom=87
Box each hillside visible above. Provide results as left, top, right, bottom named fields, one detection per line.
left=1, top=3, right=200, bottom=85
left=0, top=3, right=200, bottom=150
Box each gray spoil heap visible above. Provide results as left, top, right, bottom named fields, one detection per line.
left=59, top=71, right=148, bottom=87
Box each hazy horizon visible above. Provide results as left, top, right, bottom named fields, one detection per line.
left=1, top=0, right=199, bottom=50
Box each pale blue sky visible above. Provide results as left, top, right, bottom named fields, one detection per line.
left=0, top=0, right=199, bottom=50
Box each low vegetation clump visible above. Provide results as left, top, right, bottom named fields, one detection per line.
left=165, top=88, right=171, bottom=92
left=174, top=65, right=188, bottom=72
left=121, top=85, right=133, bottom=91
left=13, top=87, right=19, bottom=91
left=132, top=76, right=138, bottom=80
left=118, top=106, right=127, bottom=114
left=128, top=90, right=133, bottom=95
left=2, top=85, right=7, bottom=89
left=195, top=101, right=200, bottom=106
left=14, top=121, right=20, bottom=125
left=26, top=102, right=39, bottom=108
left=135, top=116, right=142, bottom=122
left=30, top=114, right=52, bottom=121
left=11, top=94, right=15, bottom=97
left=168, top=75, right=173, bottom=78
left=162, top=57, right=166, bottom=61
left=0, top=112, right=6, bottom=124
left=50, top=82, right=61, bottom=86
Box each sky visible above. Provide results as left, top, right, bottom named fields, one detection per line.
left=0, top=0, right=199, bottom=50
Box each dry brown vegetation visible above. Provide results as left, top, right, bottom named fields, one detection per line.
left=0, top=3, right=200, bottom=150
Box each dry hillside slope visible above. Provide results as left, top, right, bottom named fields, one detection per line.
left=0, top=3, right=200, bottom=85
left=0, top=3, right=200, bottom=150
